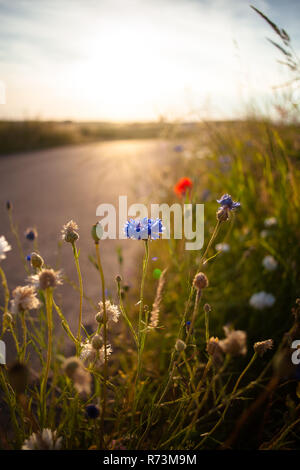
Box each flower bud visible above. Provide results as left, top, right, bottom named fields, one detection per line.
left=63, top=357, right=81, bottom=377
left=3, top=312, right=13, bottom=324
left=91, top=334, right=103, bottom=350
left=95, top=311, right=103, bottom=324
left=91, top=223, right=103, bottom=243
left=193, top=272, right=209, bottom=290
left=175, top=339, right=186, bottom=352
left=216, top=206, right=229, bottom=222
left=30, top=252, right=44, bottom=269
left=253, top=339, right=273, bottom=357
left=204, top=303, right=211, bottom=314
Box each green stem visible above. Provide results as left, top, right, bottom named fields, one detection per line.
left=40, top=287, right=53, bottom=427
left=0, top=265, right=10, bottom=314
left=20, top=311, right=27, bottom=362
left=136, top=240, right=149, bottom=383
left=72, top=242, right=83, bottom=354
left=7, top=208, right=29, bottom=274
left=116, top=280, right=138, bottom=346
left=53, top=299, right=78, bottom=345
left=200, top=220, right=220, bottom=265
left=196, top=352, right=257, bottom=448
left=0, top=367, right=22, bottom=447
left=95, top=242, right=107, bottom=449
left=185, top=289, right=201, bottom=344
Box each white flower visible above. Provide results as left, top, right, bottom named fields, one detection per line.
left=22, top=429, right=62, bottom=450
left=264, top=217, right=277, bottom=228
left=80, top=340, right=112, bottom=370
left=260, top=230, right=269, bottom=238
left=215, top=243, right=230, bottom=253
left=262, top=255, right=278, bottom=271
left=0, top=236, right=11, bottom=261
left=249, top=291, right=275, bottom=310
left=97, top=300, right=120, bottom=324
left=10, top=285, right=40, bottom=314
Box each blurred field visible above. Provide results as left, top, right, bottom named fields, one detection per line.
left=1, top=117, right=300, bottom=449
left=0, top=120, right=199, bottom=155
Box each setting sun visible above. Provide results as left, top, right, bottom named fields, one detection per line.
left=1, top=0, right=299, bottom=121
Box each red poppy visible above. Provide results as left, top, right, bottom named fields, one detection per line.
left=174, top=177, right=193, bottom=197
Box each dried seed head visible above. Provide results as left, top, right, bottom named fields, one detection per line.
left=175, top=339, right=186, bottom=352
left=254, top=339, right=274, bottom=356
left=204, top=303, right=211, bottom=314
left=30, top=268, right=62, bottom=290
left=206, top=337, right=223, bottom=366
left=207, top=336, right=220, bottom=355
left=193, top=272, right=209, bottom=290
left=219, top=326, right=247, bottom=356
left=61, top=220, right=79, bottom=243
left=30, top=252, right=44, bottom=269
left=149, top=268, right=167, bottom=329
left=115, top=275, right=122, bottom=283
left=10, top=285, right=40, bottom=314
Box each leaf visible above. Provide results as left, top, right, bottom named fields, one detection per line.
left=267, top=38, right=292, bottom=57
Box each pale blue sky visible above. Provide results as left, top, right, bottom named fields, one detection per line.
left=0, top=0, right=299, bottom=120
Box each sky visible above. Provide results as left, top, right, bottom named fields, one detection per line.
left=0, top=0, right=299, bottom=121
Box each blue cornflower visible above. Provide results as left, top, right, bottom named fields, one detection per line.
left=124, top=217, right=163, bottom=241
left=86, top=404, right=100, bottom=419
left=173, top=144, right=184, bottom=153
left=217, top=194, right=240, bottom=210
left=25, top=228, right=38, bottom=241
left=26, top=255, right=31, bottom=261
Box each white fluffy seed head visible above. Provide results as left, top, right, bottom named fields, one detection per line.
left=97, top=300, right=120, bottom=325
left=10, top=285, right=40, bottom=314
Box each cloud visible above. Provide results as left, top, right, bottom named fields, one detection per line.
left=0, top=0, right=299, bottom=120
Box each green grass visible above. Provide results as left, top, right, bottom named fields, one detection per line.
left=0, top=119, right=197, bottom=155
left=0, top=117, right=300, bottom=450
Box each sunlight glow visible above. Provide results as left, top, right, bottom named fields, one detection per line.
left=0, top=0, right=299, bottom=121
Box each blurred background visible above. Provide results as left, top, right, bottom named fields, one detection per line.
left=0, top=0, right=300, bottom=123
